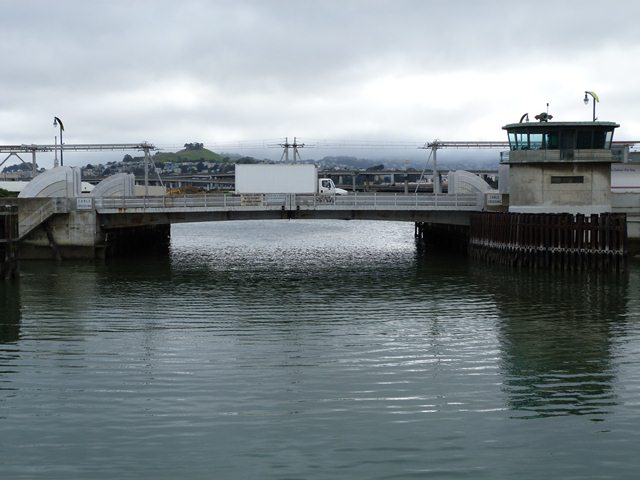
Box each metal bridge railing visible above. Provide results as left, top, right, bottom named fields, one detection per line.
left=94, top=192, right=483, bottom=212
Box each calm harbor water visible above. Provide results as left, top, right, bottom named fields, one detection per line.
left=1, top=220, right=640, bottom=479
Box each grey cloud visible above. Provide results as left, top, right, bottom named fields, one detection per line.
left=2, top=0, right=640, bottom=156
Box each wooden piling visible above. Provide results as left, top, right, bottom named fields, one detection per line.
left=468, top=212, right=627, bottom=272
left=1, top=205, right=19, bottom=280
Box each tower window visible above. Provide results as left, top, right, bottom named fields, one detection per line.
left=550, top=176, right=584, bottom=184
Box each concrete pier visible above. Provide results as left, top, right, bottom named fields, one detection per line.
left=16, top=200, right=102, bottom=260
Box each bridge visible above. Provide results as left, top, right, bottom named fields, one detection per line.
left=4, top=132, right=637, bottom=265
left=93, top=192, right=486, bottom=228
left=3, top=158, right=499, bottom=260
left=15, top=191, right=488, bottom=237
left=9, top=190, right=492, bottom=260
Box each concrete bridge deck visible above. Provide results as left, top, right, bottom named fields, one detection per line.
left=8, top=192, right=488, bottom=259
left=93, top=192, right=486, bottom=228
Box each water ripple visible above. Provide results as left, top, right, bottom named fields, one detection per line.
left=1, top=222, right=639, bottom=479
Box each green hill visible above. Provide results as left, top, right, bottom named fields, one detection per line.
left=153, top=147, right=225, bottom=164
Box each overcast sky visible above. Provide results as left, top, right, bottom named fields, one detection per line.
left=2, top=0, right=640, bottom=166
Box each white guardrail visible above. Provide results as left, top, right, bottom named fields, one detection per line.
left=19, top=198, right=69, bottom=238
left=94, top=193, right=484, bottom=211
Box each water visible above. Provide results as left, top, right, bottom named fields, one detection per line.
left=1, top=220, right=640, bottom=479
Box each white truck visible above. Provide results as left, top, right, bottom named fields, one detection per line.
left=235, top=164, right=348, bottom=195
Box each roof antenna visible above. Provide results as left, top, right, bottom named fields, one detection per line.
left=534, top=103, right=553, bottom=122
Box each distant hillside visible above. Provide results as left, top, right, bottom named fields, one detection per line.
left=153, top=147, right=225, bottom=164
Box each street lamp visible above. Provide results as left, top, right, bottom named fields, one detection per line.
left=53, top=116, right=64, bottom=166
left=583, top=91, right=599, bottom=121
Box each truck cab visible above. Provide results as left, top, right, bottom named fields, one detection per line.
left=318, top=178, right=348, bottom=195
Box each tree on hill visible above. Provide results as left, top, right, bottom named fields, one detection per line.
left=153, top=146, right=223, bottom=164
left=184, top=142, right=204, bottom=151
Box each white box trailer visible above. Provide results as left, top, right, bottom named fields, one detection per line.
left=235, top=164, right=318, bottom=194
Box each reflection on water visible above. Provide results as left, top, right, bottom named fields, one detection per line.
left=0, top=281, right=20, bottom=343
left=1, top=220, right=639, bottom=479
left=473, top=266, right=630, bottom=419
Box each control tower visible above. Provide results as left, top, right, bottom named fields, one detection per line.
left=502, top=117, right=619, bottom=214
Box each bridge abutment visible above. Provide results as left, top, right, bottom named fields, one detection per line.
left=19, top=208, right=171, bottom=259
left=19, top=209, right=102, bottom=259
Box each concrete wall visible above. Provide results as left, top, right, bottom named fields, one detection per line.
left=19, top=209, right=102, bottom=259
left=612, top=192, right=640, bottom=254
left=509, top=163, right=612, bottom=213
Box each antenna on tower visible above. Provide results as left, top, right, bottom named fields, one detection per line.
left=279, top=137, right=305, bottom=163
left=280, top=137, right=289, bottom=162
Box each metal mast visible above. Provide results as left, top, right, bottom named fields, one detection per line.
left=279, top=137, right=305, bottom=163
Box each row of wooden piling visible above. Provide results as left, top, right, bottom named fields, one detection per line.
left=1, top=205, right=19, bottom=280
left=467, top=212, right=627, bottom=272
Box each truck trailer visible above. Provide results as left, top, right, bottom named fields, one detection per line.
left=235, top=164, right=347, bottom=195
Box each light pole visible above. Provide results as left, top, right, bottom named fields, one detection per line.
left=53, top=116, right=64, bottom=166
left=583, top=91, right=599, bottom=121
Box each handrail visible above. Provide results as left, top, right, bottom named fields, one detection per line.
left=18, top=198, right=69, bottom=239
left=94, top=192, right=483, bottom=212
